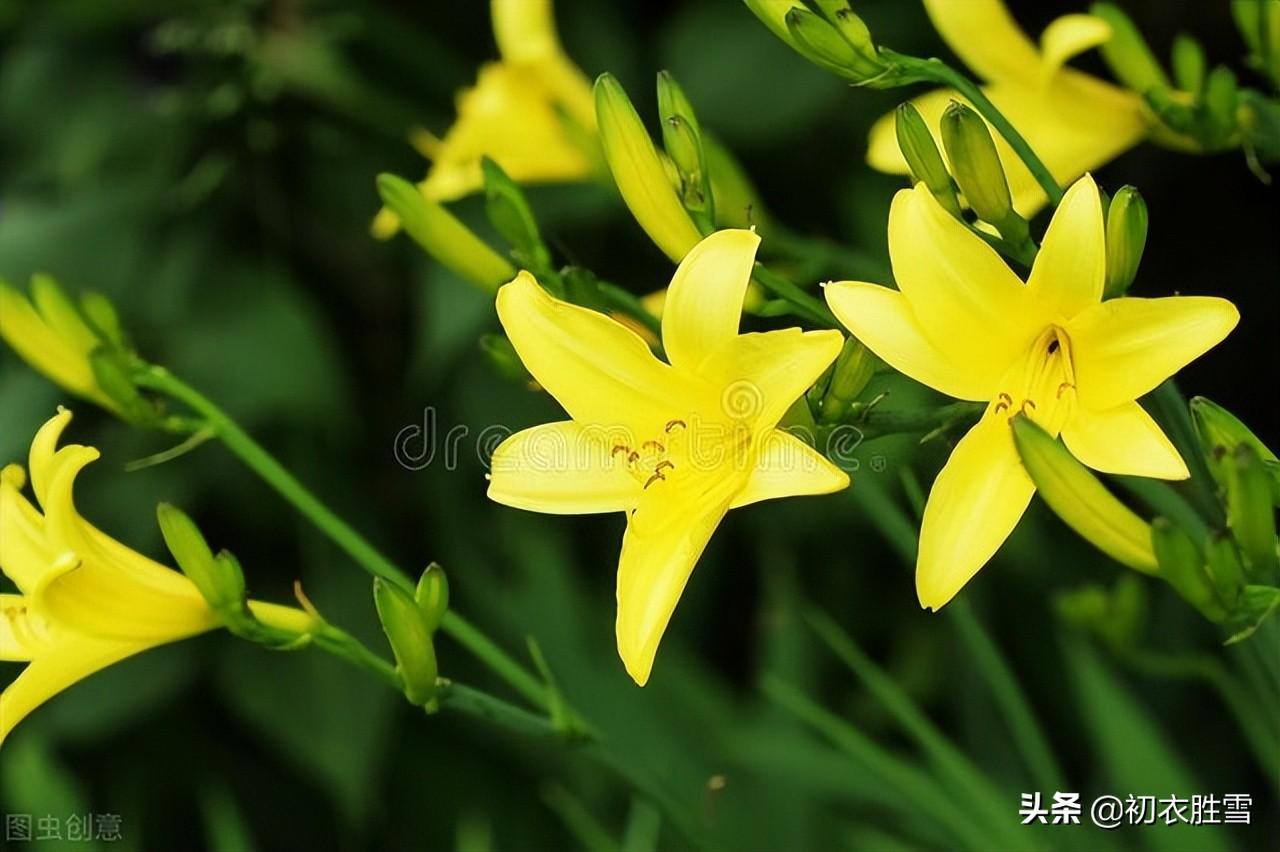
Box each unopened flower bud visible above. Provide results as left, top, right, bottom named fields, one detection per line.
left=895, top=103, right=961, bottom=217
left=373, top=578, right=439, bottom=707
left=656, top=71, right=701, bottom=138
left=785, top=8, right=859, bottom=74
left=1231, top=0, right=1280, bottom=89
left=79, top=291, right=127, bottom=347
left=940, top=102, right=1014, bottom=228
left=1151, top=517, right=1226, bottom=621
left=415, top=562, right=450, bottom=633
left=1226, top=444, right=1280, bottom=581
left=481, top=157, right=551, bottom=272
left=1203, top=67, right=1239, bottom=146
left=1090, top=3, right=1172, bottom=93
left=376, top=173, right=515, bottom=292
left=157, top=503, right=246, bottom=610
left=819, top=337, right=878, bottom=423
left=1011, top=416, right=1158, bottom=573
left=663, top=116, right=703, bottom=187
left=1104, top=186, right=1148, bottom=298
left=1171, top=34, right=1206, bottom=93
left=1205, top=532, right=1245, bottom=609
left=1190, top=396, right=1280, bottom=498
left=594, top=73, right=702, bottom=261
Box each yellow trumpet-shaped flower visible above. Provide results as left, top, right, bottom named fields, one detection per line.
left=487, top=230, right=848, bottom=685
left=0, top=276, right=119, bottom=414
left=372, top=0, right=597, bottom=237
left=825, top=176, right=1238, bottom=610
left=0, top=410, right=310, bottom=743
left=867, top=0, right=1148, bottom=216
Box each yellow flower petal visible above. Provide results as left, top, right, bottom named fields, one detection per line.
left=35, top=442, right=216, bottom=640
left=0, top=594, right=44, bottom=661
left=731, top=429, right=849, bottom=508
left=1067, top=296, right=1240, bottom=410
left=487, top=421, right=641, bottom=514
left=1026, top=174, right=1104, bottom=323
left=496, top=272, right=707, bottom=434
left=661, top=229, right=761, bottom=370
left=28, top=407, right=76, bottom=509
left=615, top=473, right=740, bottom=685
left=1, top=476, right=59, bottom=594
left=917, top=413, right=1035, bottom=610
left=0, top=631, right=156, bottom=745
left=923, top=0, right=1042, bottom=83
left=888, top=186, right=1036, bottom=377
left=422, top=64, right=595, bottom=203
left=1039, top=14, right=1113, bottom=81
left=700, top=329, right=844, bottom=434
left=825, top=281, right=996, bottom=401
left=1061, top=401, right=1189, bottom=480
left=491, top=0, right=561, bottom=64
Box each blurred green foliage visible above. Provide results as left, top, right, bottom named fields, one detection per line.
left=1, top=1, right=1277, bottom=850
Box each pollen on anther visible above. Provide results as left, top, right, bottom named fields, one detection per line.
left=611, top=444, right=631, bottom=457
left=642, top=440, right=665, bottom=453
left=664, top=419, right=687, bottom=433
left=1057, top=382, right=1075, bottom=398
left=643, top=471, right=666, bottom=489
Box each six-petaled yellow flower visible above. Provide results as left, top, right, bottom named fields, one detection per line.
left=867, top=0, right=1148, bottom=216
left=372, top=0, right=597, bottom=236
left=0, top=410, right=312, bottom=743
left=486, top=230, right=848, bottom=685
left=825, top=175, right=1238, bottom=610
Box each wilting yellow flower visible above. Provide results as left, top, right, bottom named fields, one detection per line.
left=0, top=410, right=311, bottom=743
left=867, top=0, right=1147, bottom=216
left=825, top=176, right=1238, bottom=610
left=487, top=230, right=847, bottom=684
left=0, top=276, right=118, bottom=414
left=372, top=0, right=597, bottom=237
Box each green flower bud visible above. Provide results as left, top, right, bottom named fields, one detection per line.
left=1226, top=444, right=1280, bottom=582
left=743, top=0, right=808, bottom=53
left=811, top=1, right=877, bottom=58
left=1230, top=0, right=1280, bottom=88
left=1090, top=3, right=1172, bottom=93
left=376, top=173, right=515, bottom=293
left=785, top=8, right=859, bottom=75
left=1203, top=66, right=1239, bottom=146
left=1171, top=34, right=1206, bottom=93
left=373, top=578, right=439, bottom=707
left=656, top=71, right=701, bottom=139
left=819, top=337, right=878, bottom=423
left=895, top=102, right=962, bottom=217
left=415, top=562, right=450, bottom=634
left=1011, top=416, right=1158, bottom=573
left=481, top=157, right=551, bottom=273
left=1103, top=186, right=1148, bottom=298
left=940, top=102, right=1017, bottom=229
left=1205, top=532, right=1245, bottom=609
left=1190, top=396, right=1280, bottom=497
left=1151, top=517, right=1225, bottom=621
left=594, top=73, right=702, bottom=261
left=704, top=134, right=769, bottom=231
left=88, top=348, right=150, bottom=425
left=79, top=291, right=127, bottom=347
left=157, top=502, right=246, bottom=610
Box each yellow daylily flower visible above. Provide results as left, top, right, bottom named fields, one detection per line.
left=486, top=230, right=848, bottom=685
left=867, top=0, right=1148, bottom=216
left=0, top=410, right=312, bottom=743
left=372, top=0, right=597, bottom=237
left=0, top=276, right=118, bottom=414
left=825, top=176, right=1238, bottom=610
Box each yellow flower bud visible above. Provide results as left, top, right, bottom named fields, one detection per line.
left=376, top=173, right=516, bottom=292
left=594, top=73, right=702, bottom=261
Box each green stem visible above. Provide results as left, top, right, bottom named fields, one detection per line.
left=751, top=263, right=839, bottom=327
left=837, top=400, right=984, bottom=441
left=134, top=365, right=556, bottom=714
left=596, top=281, right=662, bottom=339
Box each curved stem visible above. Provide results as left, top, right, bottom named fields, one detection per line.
left=751, top=263, right=839, bottom=327
left=134, top=365, right=558, bottom=715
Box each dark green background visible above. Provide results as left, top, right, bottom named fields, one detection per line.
left=1, top=1, right=1276, bottom=850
